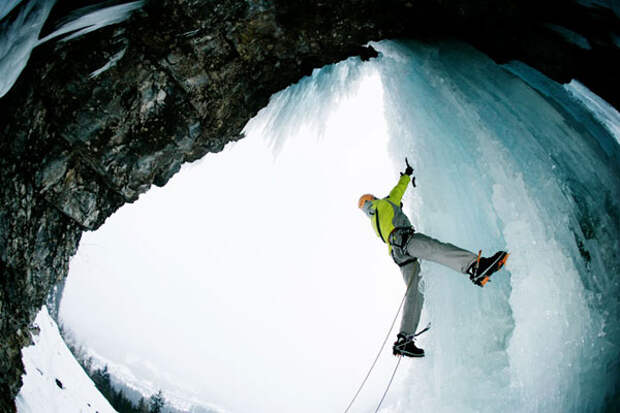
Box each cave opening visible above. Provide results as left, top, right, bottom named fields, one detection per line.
left=17, top=39, right=620, bottom=413
left=58, top=59, right=399, bottom=413
left=4, top=0, right=620, bottom=411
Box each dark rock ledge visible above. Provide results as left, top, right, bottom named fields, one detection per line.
left=0, top=0, right=618, bottom=410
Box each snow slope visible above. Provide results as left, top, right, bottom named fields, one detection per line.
left=16, top=306, right=115, bottom=413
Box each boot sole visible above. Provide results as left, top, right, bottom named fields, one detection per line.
left=394, top=351, right=425, bottom=358
left=479, top=252, right=510, bottom=287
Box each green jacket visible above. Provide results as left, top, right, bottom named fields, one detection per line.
left=363, top=174, right=413, bottom=254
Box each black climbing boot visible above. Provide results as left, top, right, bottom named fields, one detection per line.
left=468, top=251, right=509, bottom=287
left=393, top=333, right=424, bottom=358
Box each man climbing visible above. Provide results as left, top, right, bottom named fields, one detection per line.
left=358, top=159, right=509, bottom=358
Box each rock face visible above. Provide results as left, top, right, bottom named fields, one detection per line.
left=0, top=0, right=618, bottom=410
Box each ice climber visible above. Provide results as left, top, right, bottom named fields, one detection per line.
left=358, top=159, right=509, bottom=358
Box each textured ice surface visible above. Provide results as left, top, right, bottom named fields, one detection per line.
left=0, top=0, right=142, bottom=97
left=0, top=0, right=26, bottom=21
left=544, top=24, right=592, bottom=50
left=38, top=1, right=144, bottom=44
left=0, top=0, right=54, bottom=97
left=565, top=79, right=620, bottom=144
left=577, top=0, right=620, bottom=15
left=374, top=40, right=619, bottom=413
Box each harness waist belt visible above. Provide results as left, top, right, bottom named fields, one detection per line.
left=388, top=226, right=415, bottom=248
left=389, top=227, right=417, bottom=267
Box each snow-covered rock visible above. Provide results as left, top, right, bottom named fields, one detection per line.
left=15, top=307, right=115, bottom=413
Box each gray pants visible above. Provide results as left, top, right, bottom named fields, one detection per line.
left=399, top=233, right=477, bottom=336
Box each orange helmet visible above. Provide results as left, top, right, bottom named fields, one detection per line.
left=358, top=194, right=376, bottom=209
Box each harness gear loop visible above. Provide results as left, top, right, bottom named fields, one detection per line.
left=388, top=227, right=415, bottom=248
left=389, top=227, right=417, bottom=267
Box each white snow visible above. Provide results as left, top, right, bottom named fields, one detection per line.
left=15, top=306, right=115, bottom=413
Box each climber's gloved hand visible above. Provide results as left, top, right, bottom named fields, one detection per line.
left=404, top=158, right=414, bottom=176
left=400, top=158, right=416, bottom=187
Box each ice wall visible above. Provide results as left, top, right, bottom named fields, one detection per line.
left=374, top=40, right=619, bottom=412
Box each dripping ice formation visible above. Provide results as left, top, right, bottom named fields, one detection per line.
left=0, top=0, right=143, bottom=97
left=50, top=40, right=620, bottom=413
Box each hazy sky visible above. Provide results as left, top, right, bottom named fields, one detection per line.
left=60, top=67, right=412, bottom=412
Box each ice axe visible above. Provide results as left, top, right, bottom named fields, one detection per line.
left=405, top=157, right=416, bottom=187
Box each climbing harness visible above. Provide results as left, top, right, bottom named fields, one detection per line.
left=343, top=274, right=430, bottom=413
left=388, top=227, right=417, bottom=267
left=388, top=227, right=414, bottom=249
left=375, top=209, right=386, bottom=243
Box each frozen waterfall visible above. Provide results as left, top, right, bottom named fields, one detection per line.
left=53, top=40, right=619, bottom=413
left=373, top=40, right=619, bottom=413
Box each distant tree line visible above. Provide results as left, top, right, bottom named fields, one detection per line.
left=91, top=365, right=166, bottom=413
left=59, top=323, right=168, bottom=413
